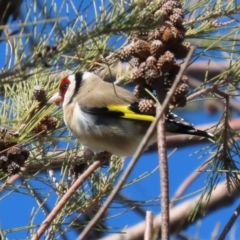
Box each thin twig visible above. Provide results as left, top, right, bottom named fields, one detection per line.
left=187, top=86, right=215, bottom=102
left=158, top=112, right=170, bottom=239
left=144, top=211, right=154, bottom=240
left=188, top=76, right=240, bottom=113
left=78, top=46, right=196, bottom=240
left=187, top=79, right=226, bottom=102
left=31, top=159, right=105, bottom=240
left=218, top=203, right=240, bottom=240
left=117, top=193, right=146, bottom=218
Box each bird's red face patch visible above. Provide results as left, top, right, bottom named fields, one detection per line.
left=59, top=77, right=70, bottom=103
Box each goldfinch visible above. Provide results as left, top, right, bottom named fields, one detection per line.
left=49, top=71, right=215, bottom=156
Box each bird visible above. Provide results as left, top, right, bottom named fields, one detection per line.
left=48, top=71, right=215, bottom=156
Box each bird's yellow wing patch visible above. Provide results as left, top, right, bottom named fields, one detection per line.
left=107, top=105, right=155, bottom=121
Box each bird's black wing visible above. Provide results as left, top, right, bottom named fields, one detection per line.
left=80, top=101, right=155, bottom=121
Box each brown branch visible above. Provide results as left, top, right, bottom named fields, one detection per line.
left=187, top=79, right=226, bottom=102
left=100, top=181, right=239, bottom=240
left=158, top=112, right=170, bottom=239
left=158, top=46, right=195, bottom=240
left=187, top=86, right=215, bottom=102
left=144, top=211, right=154, bottom=240
left=31, top=159, right=105, bottom=240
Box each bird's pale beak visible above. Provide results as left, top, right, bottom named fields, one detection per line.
left=48, top=92, right=63, bottom=106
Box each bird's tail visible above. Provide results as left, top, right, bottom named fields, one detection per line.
left=166, top=113, right=216, bottom=140
left=187, top=129, right=216, bottom=140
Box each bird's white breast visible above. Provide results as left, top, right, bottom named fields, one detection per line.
left=63, top=103, right=102, bottom=149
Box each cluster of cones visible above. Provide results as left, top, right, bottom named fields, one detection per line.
left=120, top=0, right=190, bottom=113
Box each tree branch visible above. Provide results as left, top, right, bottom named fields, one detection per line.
left=100, top=181, right=239, bottom=240
left=32, top=159, right=106, bottom=240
